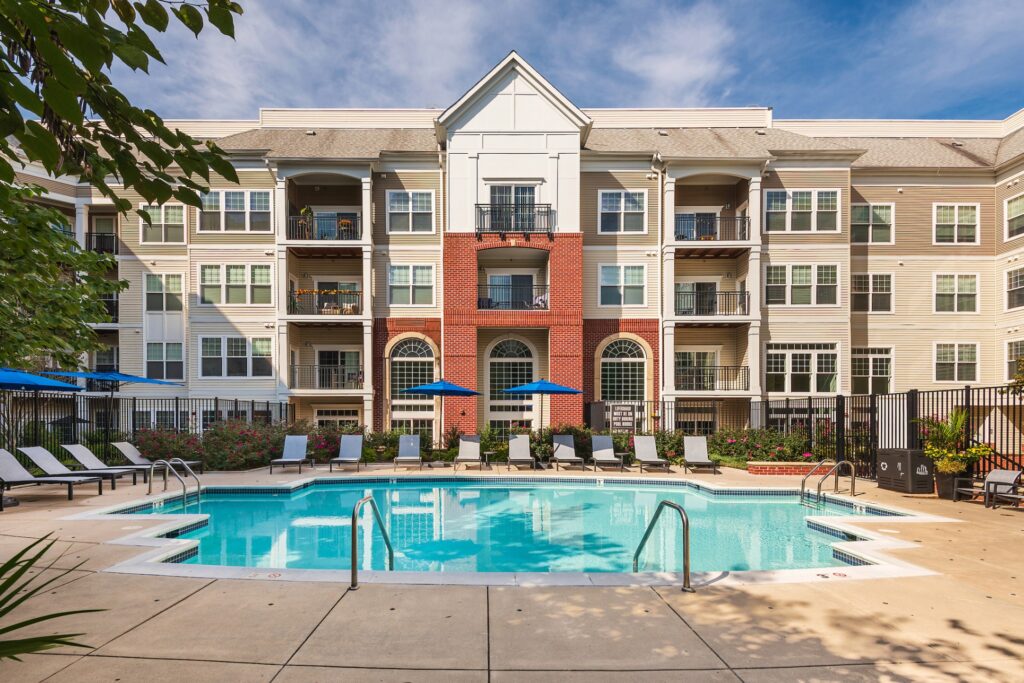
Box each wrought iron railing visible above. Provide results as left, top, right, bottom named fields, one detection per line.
left=286, top=214, right=361, bottom=241
left=475, top=204, right=553, bottom=233
left=100, top=297, right=118, bottom=323
left=86, top=232, right=118, bottom=254
left=674, top=215, right=749, bottom=241
left=675, top=291, right=749, bottom=316
left=289, top=364, right=364, bottom=390
left=477, top=284, right=549, bottom=310
left=288, top=292, right=362, bottom=316
left=676, top=366, right=750, bottom=391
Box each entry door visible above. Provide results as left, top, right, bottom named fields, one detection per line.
left=488, top=274, right=534, bottom=309
left=678, top=212, right=717, bottom=240
left=676, top=282, right=717, bottom=315
left=677, top=351, right=717, bottom=390
left=317, top=349, right=360, bottom=389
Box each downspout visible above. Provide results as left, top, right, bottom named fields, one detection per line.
left=653, top=153, right=665, bottom=407
left=438, top=144, right=446, bottom=439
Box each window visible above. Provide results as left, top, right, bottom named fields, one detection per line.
left=1007, top=340, right=1024, bottom=381
left=934, top=274, right=977, bottom=313
left=488, top=340, right=534, bottom=427
left=851, top=203, right=893, bottom=243
left=144, top=274, right=183, bottom=311
left=198, top=190, right=271, bottom=232
left=1008, top=267, right=1024, bottom=310
left=599, top=265, right=645, bottom=306
left=490, top=185, right=538, bottom=231
left=1007, top=194, right=1024, bottom=240
left=387, top=191, right=433, bottom=233
left=763, top=189, right=841, bottom=232
left=600, top=340, right=645, bottom=401
left=765, top=343, right=838, bottom=394
left=764, top=264, right=838, bottom=306
left=934, top=204, right=978, bottom=244
left=387, top=265, right=434, bottom=306
left=198, top=264, right=272, bottom=305
left=852, top=348, right=891, bottom=394
left=140, top=204, right=184, bottom=243
left=390, top=339, right=436, bottom=419
left=852, top=273, right=892, bottom=312
left=935, top=343, right=977, bottom=382
left=200, top=337, right=273, bottom=378
left=599, top=190, right=645, bottom=233
left=146, top=342, right=183, bottom=380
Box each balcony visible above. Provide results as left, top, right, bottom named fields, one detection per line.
left=476, top=204, right=553, bottom=234
left=477, top=284, right=549, bottom=310
left=86, top=232, right=118, bottom=254
left=675, top=291, right=749, bottom=317
left=100, top=296, right=119, bottom=323
left=288, top=291, right=362, bottom=316
left=286, top=214, right=361, bottom=241
left=676, top=366, right=750, bottom=392
left=289, top=364, right=363, bottom=390
left=674, top=215, right=749, bottom=242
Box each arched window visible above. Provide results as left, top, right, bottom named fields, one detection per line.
left=487, top=339, right=535, bottom=434
left=600, top=339, right=646, bottom=401
left=389, top=338, right=435, bottom=438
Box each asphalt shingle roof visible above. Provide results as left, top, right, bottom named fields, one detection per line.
left=583, top=127, right=852, bottom=158
left=215, top=127, right=437, bottom=159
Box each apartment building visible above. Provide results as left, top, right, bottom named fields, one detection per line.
left=23, top=52, right=1024, bottom=440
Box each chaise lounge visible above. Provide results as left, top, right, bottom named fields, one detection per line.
left=682, top=436, right=719, bottom=474
left=955, top=469, right=1022, bottom=507
left=0, top=448, right=102, bottom=507
left=454, top=435, right=482, bottom=471
left=269, top=435, right=313, bottom=473
left=552, top=434, right=586, bottom=470
left=18, top=446, right=136, bottom=489
left=633, top=436, right=671, bottom=473
left=110, top=441, right=204, bottom=474
left=507, top=434, right=535, bottom=470
left=591, top=435, right=624, bottom=471
left=61, top=444, right=152, bottom=483
left=329, top=434, right=364, bottom=472
left=394, top=435, right=423, bottom=470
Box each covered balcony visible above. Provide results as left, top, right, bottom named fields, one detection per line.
left=284, top=174, right=362, bottom=244
left=285, top=325, right=367, bottom=393
left=285, top=252, right=366, bottom=320
left=673, top=327, right=752, bottom=394
left=673, top=174, right=752, bottom=255
left=671, top=256, right=752, bottom=324
left=675, top=290, right=749, bottom=318
left=476, top=247, right=550, bottom=311
left=675, top=365, right=750, bottom=392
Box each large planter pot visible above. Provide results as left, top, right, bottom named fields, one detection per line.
left=935, top=472, right=961, bottom=500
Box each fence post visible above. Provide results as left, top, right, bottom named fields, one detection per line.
left=963, top=384, right=973, bottom=476
left=174, top=396, right=180, bottom=432
left=868, top=393, right=878, bottom=477
left=130, top=396, right=137, bottom=438
left=906, top=389, right=919, bottom=449
left=805, top=397, right=813, bottom=453
left=835, top=394, right=846, bottom=462
left=32, top=390, right=39, bottom=446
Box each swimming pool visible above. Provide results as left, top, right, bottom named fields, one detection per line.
left=122, top=478, right=895, bottom=574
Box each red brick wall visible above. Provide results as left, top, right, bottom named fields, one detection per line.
left=747, top=462, right=822, bottom=476
left=582, top=320, right=661, bottom=404
left=372, top=318, right=441, bottom=432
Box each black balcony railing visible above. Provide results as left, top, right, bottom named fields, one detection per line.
left=100, top=297, right=119, bottom=323
left=676, top=366, right=750, bottom=391
left=288, top=291, right=362, bottom=316
left=290, top=364, right=363, bottom=390
left=86, top=232, right=118, bottom=254
left=674, top=215, right=749, bottom=241
left=287, top=214, right=361, bottom=241
left=476, top=204, right=553, bottom=234
left=675, top=291, right=749, bottom=316
left=477, top=284, right=549, bottom=310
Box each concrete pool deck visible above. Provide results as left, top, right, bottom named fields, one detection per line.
left=1, top=465, right=1022, bottom=682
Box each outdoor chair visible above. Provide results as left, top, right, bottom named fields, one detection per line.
left=61, top=444, right=151, bottom=483
left=955, top=469, right=1022, bottom=507
left=633, top=436, right=671, bottom=473
left=0, top=448, right=102, bottom=505
left=552, top=434, right=586, bottom=470
left=591, top=435, right=624, bottom=471
left=682, top=436, right=719, bottom=474
left=394, top=435, right=423, bottom=470
left=454, top=435, right=482, bottom=471
left=507, top=434, right=535, bottom=470
left=18, top=446, right=136, bottom=489
left=329, top=434, right=364, bottom=472
left=110, top=441, right=204, bottom=474
left=269, top=435, right=313, bottom=473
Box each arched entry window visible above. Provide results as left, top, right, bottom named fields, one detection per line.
left=600, top=339, right=646, bottom=401
left=487, top=339, right=535, bottom=434
left=389, top=338, right=435, bottom=439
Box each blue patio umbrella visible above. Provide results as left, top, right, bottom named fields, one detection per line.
left=502, top=379, right=581, bottom=432
left=0, top=368, right=83, bottom=392
left=401, top=379, right=480, bottom=442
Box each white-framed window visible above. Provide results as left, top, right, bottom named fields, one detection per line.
left=599, top=190, right=646, bottom=233
left=198, top=264, right=272, bottom=305
left=600, top=339, right=646, bottom=401
left=387, top=264, right=434, bottom=306
left=851, top=273, right=892, bottom=313
left=146, top=342, right=183, bottom=380
left=851, top=203, right=894, bottom=243
left=1007, top=339, right=1024, bottom=381
left=933, top=203, right=979, bottom=244
left=144, top=274, right=183, bottom=312
left=487, top=339, right=535, bottom=431
left=488, top=184, right=540, bottom=232
left=198, top=190, right=272, bottom=232
left=1007, top=267, right=1024, bottom=310
left=200, top=336, right=273, bottom=378
left=1006, top=193, right=1024, bottom=241
left=140, top=204, right=185, bottom=243
left=934, top=274, right=977, bottom=313
left=764, top=264, right=838, bottom=306
left=763, top=189, right=840, bottom=232
left=599, top=264, right=646, bottom=306
left=389, top=339, right=436, bottom=428
left=386, top=190, right=434, bottom=233
left=934, top=342, right=977, bottom=383
left=765, top=342, right=838, bottom=394
left=852, top=347, right=891, bottom=394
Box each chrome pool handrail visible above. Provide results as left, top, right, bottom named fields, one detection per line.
left=801, top=460, right=835, bottom=499
left=147, top=459, right=187, bottom=507
left=350, top=494, right=394, bottom=589
left=632, top=499, right=694, bottom=592
left=816, top=460, right=856, bottom=501
left=169, top=458, right=202, bottom=508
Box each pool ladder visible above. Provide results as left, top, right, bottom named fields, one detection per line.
left=147, top=459, right=202, bottom=509
left=800, top=460, right=835, bottom=506
left=350, top=495, right=394, bottom=590
left=815, top=460, right=856, bottom=501
left=633, top=500, right=694, bottom=592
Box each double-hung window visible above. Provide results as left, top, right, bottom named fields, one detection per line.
left=1007, top=340, right=1024, bottom=381
left=140, top=204, right=184, bottom=243
left=935, top=343, right=977, bottom=382
left=765, top=343, right=838, bottom=393
left=1007, top=194, right=1024, bottom=240
left=146, top=342, right=183, bottom=380
left=763, top=189, right=840, bottom=232
left=387, top=191, right=433, bottom=233
left=388, top=265, right=434, bottom=306
left=851, top=203, right=893, bottom=243
left=852, top=348, right=891, bottom=394
left=765, top=264, right=838, bottom=306
left=934, top=274, right=977, bottom=313
left=934, top=204, right=978, bottom=244
left=198, top=190, right=272, bottom=232
left=599, top=265, right=645, bottom=306
left=144, top=274, right=183, bottom=312
left=199, top=264, right=272, bottom=305
left=1007, top=267, right=1024, bottom=310
left=599, top=190, right=645, bottom=233
left=200, top=336, right=273, bottom=377
left=852, top=273, right=892, bottom=312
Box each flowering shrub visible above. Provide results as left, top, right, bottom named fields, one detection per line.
left=200, top=421, right=291, bottom=470
left=707, top=427, right=816, bottom=462
left=133, top=428, right=203, bottom=464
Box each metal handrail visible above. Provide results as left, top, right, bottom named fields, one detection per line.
left=350, top=494, right=394, bottom=589
left=147, top=459, right=187, bottom=507
left=169, top=458, right=202, bottom=507
left=632, top=500, right=694, bottom=592
left=816, top=460, right=856, bottom=501
left=800, top=460, right=835, bottom=499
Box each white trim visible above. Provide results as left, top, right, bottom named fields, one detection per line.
left=763, top=342, right=841, bottom=396
left=597, top=263, right=648, bottom=308
left=483, top=334, right=539, bottom=429
left=195, top=263, right=275, bottom=308
left=763, top=263, right=842, bottom=308
left=931, top=202, right=981, bottom=246
left=597, top=189, right=649, bottom=235
left=385, top=189, right=436, bottom=235
left=196, top=189, right=273, bottom=233
left=932, top=341, right=980, bottom=384
left=386, top=262, right=436, bottom=307
left=931, top=272, right=981, bottom=315
left=762, top=188, right=842, bottom=234
left=1005, top=264, right=1024, bottom=312
left=138, top=203, right=187, bottom=245
left=1005, top=338, right=1024, bottom=382
left=850, top=202, right=896, bottom=245
left=198, top=335, right=275, bottom=380
left=1004, top=191, right=1024, bottom=243
left=850, top=346, right=895, bottom=395
left=850, top=272, right=895, bottom=315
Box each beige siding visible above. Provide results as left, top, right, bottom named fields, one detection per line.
left=673, top=257, right=746, bottom=292
left=581, top=171, right=659, bottom=246
left=675, top=328, right=747, bottom=367
left=114, top=187, right=188, bottom=257
left=372, top=251, right=442, bottom=318
left=763, top=169, right=850, bottom=245
left=289, top=326, right=365, bottom=366
left=189, top=320, right=280, bottom=394
left=189, top=170, right=277, bottom=245
left=675, top=181, right=747, bottom=218
left=372, top=171, right=443, bottom=246
left=187, top=250, right=276, bottom=323
left=291, top=397, right=365, bottom=423
left=287, top=254, right=364, bottom=291
left=996, top=166, right=1024, bottom=256
left=583, top=250, right=660, bottom=319
left=15, top=172, right=77, bottom=198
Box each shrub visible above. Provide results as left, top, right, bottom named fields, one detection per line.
left=132, top=428, right=203, bottom=464
left=707, top=427, right=814, bottom=463
left=200, top=420, right=289, bottom=470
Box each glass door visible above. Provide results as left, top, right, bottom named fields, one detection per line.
left=677, top=350, right=717, bottom=390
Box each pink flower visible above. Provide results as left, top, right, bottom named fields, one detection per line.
left=727, top=438, right=736, bottom=444
left=802, top=452, right=813, bottom=458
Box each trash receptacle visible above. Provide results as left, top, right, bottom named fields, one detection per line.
left=877, top=449, right=934, bottom=493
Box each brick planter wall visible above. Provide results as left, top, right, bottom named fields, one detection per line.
left=747, top=461, right=824, bottom=476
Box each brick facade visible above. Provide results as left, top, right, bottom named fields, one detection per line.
left=372, top=318, right=442, bottom=432
left=746, top=462, right=824, bottom=476
left=582, top=319, right=661, bottom=405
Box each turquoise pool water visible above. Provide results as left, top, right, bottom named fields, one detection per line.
left=132, top=480, right=869, bottom=574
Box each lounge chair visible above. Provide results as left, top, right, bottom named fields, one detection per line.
left=269, top=435, right=313, bottom=473
left=61, top=444, right=152, bottom=483
left=329, top=434, right=364, bottom=472
left=0, top=448, right=102, bottom=505
left=591, top=435, right=624, bottom=471
left=110, top=441, right=204, bottom=474
left=955, top=469, right=1022, bottom=507
left=454, top=435, right=482, bottom=471
left=18, top=446, right=136, bottom=489
left=682, top=436, right=719, bottom=474
left=507, top=434, right=535, bottom=470
left=552, top=434, right=586, bottom=471
left=633, top=436, right=671, bottom=473
left=394, top=435, right=422, bottom=470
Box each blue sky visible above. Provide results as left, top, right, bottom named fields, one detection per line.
left=111, top=0, right=1024, bottom=120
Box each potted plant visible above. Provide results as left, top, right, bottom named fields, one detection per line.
left=918, top=410, right=990, bottom=499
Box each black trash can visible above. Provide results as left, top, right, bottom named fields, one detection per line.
left=877, top=449, right=934, bottom=493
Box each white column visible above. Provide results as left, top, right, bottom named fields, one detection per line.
left=662, top=248, right=676, bottom=319
left=276, top=321, right=289, bottom=399
left=74, top=202, right=88, bottom=247
left=362, top=321, right=374, bottom=426
left=274, top=176, right=287, bottom=240
left=747, top=176, right=762, bottom=245
left=361, top=245, right=372, bottom=318
left=663, top=324, right=676, bottom=394
left=663, top=174, right=676, bottom=243
left=747, top=322, right=762, bottom=396
left=276, top=246, right=289, bottom=320
left=747, top=248, right=762, bottom=314
left=360, top=175, right=372, bottom=244
left=467, top=153, right=479, bottom=232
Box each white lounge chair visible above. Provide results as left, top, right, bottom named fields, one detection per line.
left=454, top=435, right=482, bottom=471
left=61, top=444, right=152, bottom=483
left=329, top=434, right=364, bottom=472
left=394, top=435, right=423, bottom=470
left=591, top=435, right=624, bottom=471
left=0, top=448, right=102, bottom=503
left=18, top=446, right=135, bottom=489
left=633, top=436, right=671, bottom=473
left=269, top=435, right=312, bottom=473
left=110, top=441, right=204, bottom=474
left=552, top=434, right=586, bottom=470
left=682, top=436, right=719, bottom=474
left=507, top=434, right=535, bottom=470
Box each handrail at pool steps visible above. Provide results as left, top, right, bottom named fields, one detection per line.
left=350, top=494, right=394, bottom=589
left=147, top=459, right=189, bottom=507
left=800, top=460, right=835, bottom=502
left=816, top=460, right=856, bottom=501
left=632, top=500, right=694, bottom=593
left=169, top=458, right=202, bottom=509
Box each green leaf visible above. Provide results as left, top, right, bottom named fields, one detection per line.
left=206, top=4, right=235, bottom=38
left=41, top=82, right=84, bottom=124
left=110, top=0, right=136, bottom=24
left=56, top=19, right=109, bottom=72
left=172, top=5, right=204, bottom=36
left=172, top=186, right=201, bottom=208
left=135, top=0, right=169, bottom=31
left=112, top=43, right=149, bottom=72
left=206, top=151, right=239, bottom=183
left=19, top=123, right=62, bottom=170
